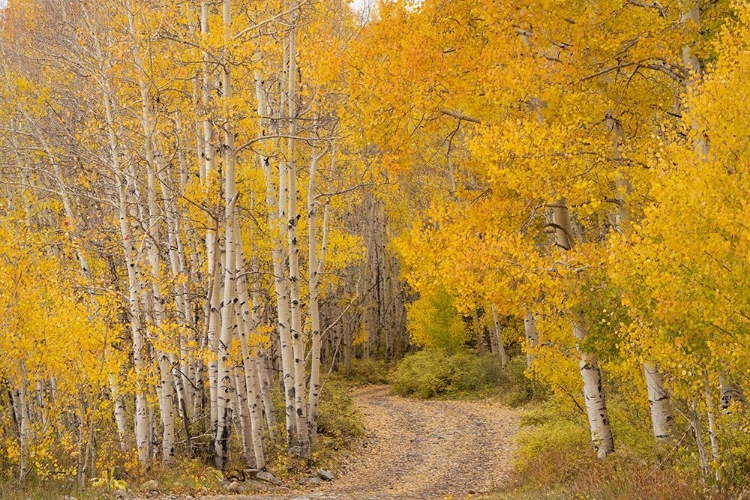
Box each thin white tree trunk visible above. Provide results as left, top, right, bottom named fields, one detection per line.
left=214, top=0, right=240, bottom=468
left=691, top=402, right=710, bottom=477
left=573, top=321, right=615, bottom=458
left=17, top=366, right=29, bottom=485
left=255, top=70, right=296, bottom=448
left=524, top=310, right=538, bottom=368
left=704, top=371, right=720, bottom=479
left=553, top=200, right=614, bottom=458
left=235, top=220, right=266, bottom=469
left=644, top=363, right=675, bottom=441
left=126, top=0, right=176, bottom=463
left=285, top=4, right=311, bottom=457
left=233, top=361, right=254, bottom=466
left=307, top=139, right=331, bottom=444
left=200, top=0, right=222, bottom=443
left=102, top=82, right=149, bottom=464
left=491, top=305, right=507, bottom=369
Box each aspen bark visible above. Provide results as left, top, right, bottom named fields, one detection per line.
left=255, top=70, right=297, bottom=448
left=233, top=362, right=254, bottom=466
left=307, top=139, right=331, bottom=444
left=17, top=365, right=29, bottom=485
left=607, top=112, right=675, bottom=443
left=215, top=0, right=239, bottom=468
left=126, top=0, right=176, bottom=463
left=524, top=310, right=538, bottom=368
left=691, top=402, right=711, bottom=478
left=285, top=0, right=311, bottom=457
left=719, top=373, right=745, bottom=412
left=644, top=363, right=675, bottom=441
left=235, top=220, right=266, bottom=469
left=554, top=200, right=614, bottom=458
left=491, top=305, right=508, bottom=369
left=704, top=371, right=720, bottom=479
left=104, top=86, right=149, bottom=464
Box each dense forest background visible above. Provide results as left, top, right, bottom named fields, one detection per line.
left=0, top=0, right=749, bottom=497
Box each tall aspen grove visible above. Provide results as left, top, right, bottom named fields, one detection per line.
left=1, top=0, right=750, bottom=497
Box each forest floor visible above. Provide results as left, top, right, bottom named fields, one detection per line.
left=189, top=385, right=519, bottom=500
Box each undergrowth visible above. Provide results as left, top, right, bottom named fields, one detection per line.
left=0, top=377, right=365, bottom=499
left=481, top=398, right=745, bottom=500
left=389, top=350, right=545, bottom=404
left=342, top=358, right=390, bottom=385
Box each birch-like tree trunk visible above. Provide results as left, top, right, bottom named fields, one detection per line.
left=255, top=70, right=297, bottom=449
left=553, top=200, right=614, bottom=458
left=235, top=220, right=266, bottom=468
left=214, top=0, right=240, bottom=469
left=125, top=0, right=176, bottom=462
left=307, top=138, right=332, bottom=444
left=524, top=310, right=538, bottom=368
left=606, top=113, right=675, bottom=443
left=285, top=0, right=311, bottom=457
left=644, top=363, right=675, bottom=441
left=491, top=305, right=507, bottom=369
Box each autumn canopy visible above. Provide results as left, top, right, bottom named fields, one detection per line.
left=0, top=0, right=748, bottom=492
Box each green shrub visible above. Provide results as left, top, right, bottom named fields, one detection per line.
left=315, top=378, right=365, bottom=449
left=390, top=350, right=504, bottom=398
left=342, top=358, right=390, bottom=385
left=502, top=356, right=548, bottom=407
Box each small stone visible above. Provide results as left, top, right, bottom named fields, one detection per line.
left=62, top=497, right=78, bottom=500
left=245, top=479, right=270, bottom=490
left=243, top=468, right=260, bottom=479
left=142, top=479, right=159, bottom=491
left=317, top=469, right=335, bottom=481
left=256, top=470, right=283, bottom=486
left=225, top=480, right=242, bottom=493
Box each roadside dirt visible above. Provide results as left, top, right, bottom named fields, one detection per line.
left=182, top=385, right=519, bottom=500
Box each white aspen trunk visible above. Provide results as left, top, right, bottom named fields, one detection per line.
left=491, top=305, right=507, bottom=369
left=307, top=141, right=331, bottom=445
left=200, top=0, right=215, bottom=185
left=285, top=4, right=310, bottom=458
left=554, top=200, right=614, bottom=458
left=17, top=367, right=29, bottom=485
left=472, top=310, right=486, bottom=355
left=488, top=314, right=499, bottom=357
left=255, top=71, right=296, bottom=449
left=524, top=310, right=538, bottom=368
left=157, top=156, right=194, bottom=417
left=235, top=220, right=266, bottom=469
left=125, top=1, right=176, bottom=463
left=573, top=322, right=615, bottom=458
left=644, top=363, right=675, bottom=441
left=704, top=371, right=720, bottom=479
left=110, top=375, right=129, bottom=450
left=233, top=362, right=254, bottom=466
left=103, top=85, right=148, bottom=464
left=691, top=402, right=711, bottom=478
left=719, top=373, right=745, bottom=412
left=215, top=0, right=240, bottom=467
left=208, top=249, right=223, bottom=438
left=200, top=0, right=222, bottom=442
left=256, top=349, right=278, bottom=441
left=607, top=112, right=675, bottom=443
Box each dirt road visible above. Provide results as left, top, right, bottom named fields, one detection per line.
left=199, top=385, right=519, bottom=500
